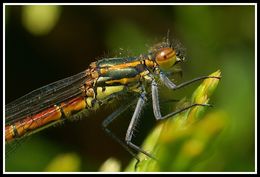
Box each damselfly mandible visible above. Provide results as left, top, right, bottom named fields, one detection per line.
left=5, top=35, right=220, bottom=162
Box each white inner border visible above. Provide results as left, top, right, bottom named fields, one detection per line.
left=2, top=3, right=257, bottom=174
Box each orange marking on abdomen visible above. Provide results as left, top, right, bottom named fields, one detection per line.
left=5, top=106, right=62, bottom=142
left=60, top=96, right=87, bottom=117
left=5, top=125, right=15, bottom=141
left=5, top=96, right=87, bottom=142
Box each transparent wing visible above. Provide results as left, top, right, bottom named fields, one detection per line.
left=5, top=70, right=89, bottom=125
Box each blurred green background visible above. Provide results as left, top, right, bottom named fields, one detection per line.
left=5, top=5, right=255, bottom=172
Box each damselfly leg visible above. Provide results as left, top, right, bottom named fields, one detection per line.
left=102, top=99, right=140, bottom=160
left=124, top=75, right=220, bottom=159
left=102, top=74, right=221, bottom=168
left=159, top=72, right=221, bottom=91
left=151, top=74, right=221, bottom=120
left=125, top=92, right=157, bottom=160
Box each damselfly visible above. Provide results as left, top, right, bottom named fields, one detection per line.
left=5, top=34, right=221, bottom=163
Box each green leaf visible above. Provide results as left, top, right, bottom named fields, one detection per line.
left=125, top=70, right=224, bottom=172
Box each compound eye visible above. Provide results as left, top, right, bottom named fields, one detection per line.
left=155, top=47, right=177, bottom=70
left=156, top=48, right=176, bottom=61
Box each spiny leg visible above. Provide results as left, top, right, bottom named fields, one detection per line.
left=159, top=72, right=221, bottom=90
left=102, top=99, right=141, bottom=167
left=152, top=79, right=212, bottom=120
left=125, top=92, right=158, bottom=161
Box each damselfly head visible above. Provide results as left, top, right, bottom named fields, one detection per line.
left=149, top=34, right=186, bottom=71
left=155, top=47, right=176, bottom=70
left=154, top=46, right=185, bottom=71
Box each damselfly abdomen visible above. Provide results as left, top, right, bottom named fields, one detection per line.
left=5, top=35, right=221, bottom=162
